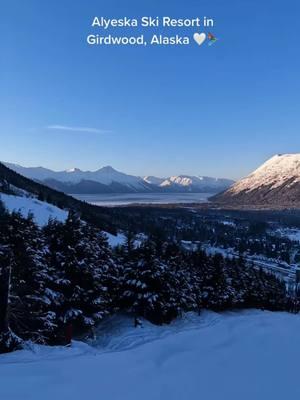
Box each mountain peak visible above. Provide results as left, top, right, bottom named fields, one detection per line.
left=66, top=168, right=82, bottom=173
left=211, top=153, right=300, bottom=207
left=99, top=165, right=117, bottom=173
left=3, top=161, right=234, bottom=195
left=253, top=153, right=300, bottom=176
left=143, top=176, right=165, bottom=185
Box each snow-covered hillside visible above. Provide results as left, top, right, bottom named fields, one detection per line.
left=212, top=153, right=300, bottom=206
left=1, top=310, right=300, bottom=400
left=231, top=154, right=300, bottom=193
left=0, top=193, right=68, bottom=226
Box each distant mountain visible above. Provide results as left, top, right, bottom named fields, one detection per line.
left=143, top=176, right=166, bottom=186
left=4, top=162, right=234, bottom=194
left=4, top=163, right=151, bottom=192
left=211, top=154, right=300, bottom=207
left=159, top=175, right=234, bottom=193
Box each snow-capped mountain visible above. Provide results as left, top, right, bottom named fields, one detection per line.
left=143, top=176, right=166, bottom=186
left=160, top=175, right=233, bottom=192
left=4, top=163, right=152, bottom=193
left=3, top=162, right=234, bottom=194
left=5, top=163, right=144, bottom=187
left=211, top=154, right=300, bottom=206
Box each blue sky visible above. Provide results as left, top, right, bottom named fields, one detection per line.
left=1, top=0, right=300, bottom=179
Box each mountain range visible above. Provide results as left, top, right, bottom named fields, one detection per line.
left=3, top=154, right=300, bottom=210
left=211, top=154, right=300, bottom=207
left=3, top=162, right=234, bottom=194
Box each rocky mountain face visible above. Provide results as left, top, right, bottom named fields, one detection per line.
left=211, top=154, right=300, bottom=207
left=4, top=162, right=234, bottom=194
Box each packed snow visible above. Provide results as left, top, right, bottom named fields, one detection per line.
left=1, top=310, right=300, bottom=400
left=0, top=193, right=68, bottom=226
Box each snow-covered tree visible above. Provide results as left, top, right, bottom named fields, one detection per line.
left=44, top=212, right=117, bottom=335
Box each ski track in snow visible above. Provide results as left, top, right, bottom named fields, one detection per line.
left=91, top=311, right=222, bottom=353
left=0, top=310, right=265, bottom=365
left=0, top=312, right=221, bottom=365
left=2, top=310, right=300, bottom=400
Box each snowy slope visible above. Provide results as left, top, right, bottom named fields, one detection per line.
left=212, top=153, right=300, bottom=206
left=0, top=193, right=68, bottom=226
left=231, top=154, right=300, bottom=192
left=1, top=310, right=300, bottom=400
left=143, top=175, right=165, bottom=185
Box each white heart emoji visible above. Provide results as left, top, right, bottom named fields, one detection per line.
left=193, top=33, right=206, bottom=46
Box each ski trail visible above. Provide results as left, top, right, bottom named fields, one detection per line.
left=92, top=311, right=222, bottom=353
left=0, top=311, right=223, bottom=365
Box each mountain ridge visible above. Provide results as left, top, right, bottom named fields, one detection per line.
left=4, top=162, right=234, bottom=194
left=211, top=153, right=300, bottom=207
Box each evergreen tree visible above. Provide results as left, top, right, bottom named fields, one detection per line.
left=44, top=212, right=116, bottom=335
left=4, top=212, right=56, bottom=343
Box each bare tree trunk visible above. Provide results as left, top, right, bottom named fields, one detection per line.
left=0, top=247, right=20, bottom=353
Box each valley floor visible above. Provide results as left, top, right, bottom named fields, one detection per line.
left=1, top=310, right=300, bottom=400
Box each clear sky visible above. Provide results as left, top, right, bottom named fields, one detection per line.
left=1, top=0, right=300, bottom=179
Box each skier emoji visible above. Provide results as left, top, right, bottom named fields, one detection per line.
left=207, top=32, right=218, bottom=46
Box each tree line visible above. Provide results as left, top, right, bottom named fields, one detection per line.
left=0, top=203, right=287, bottom=353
